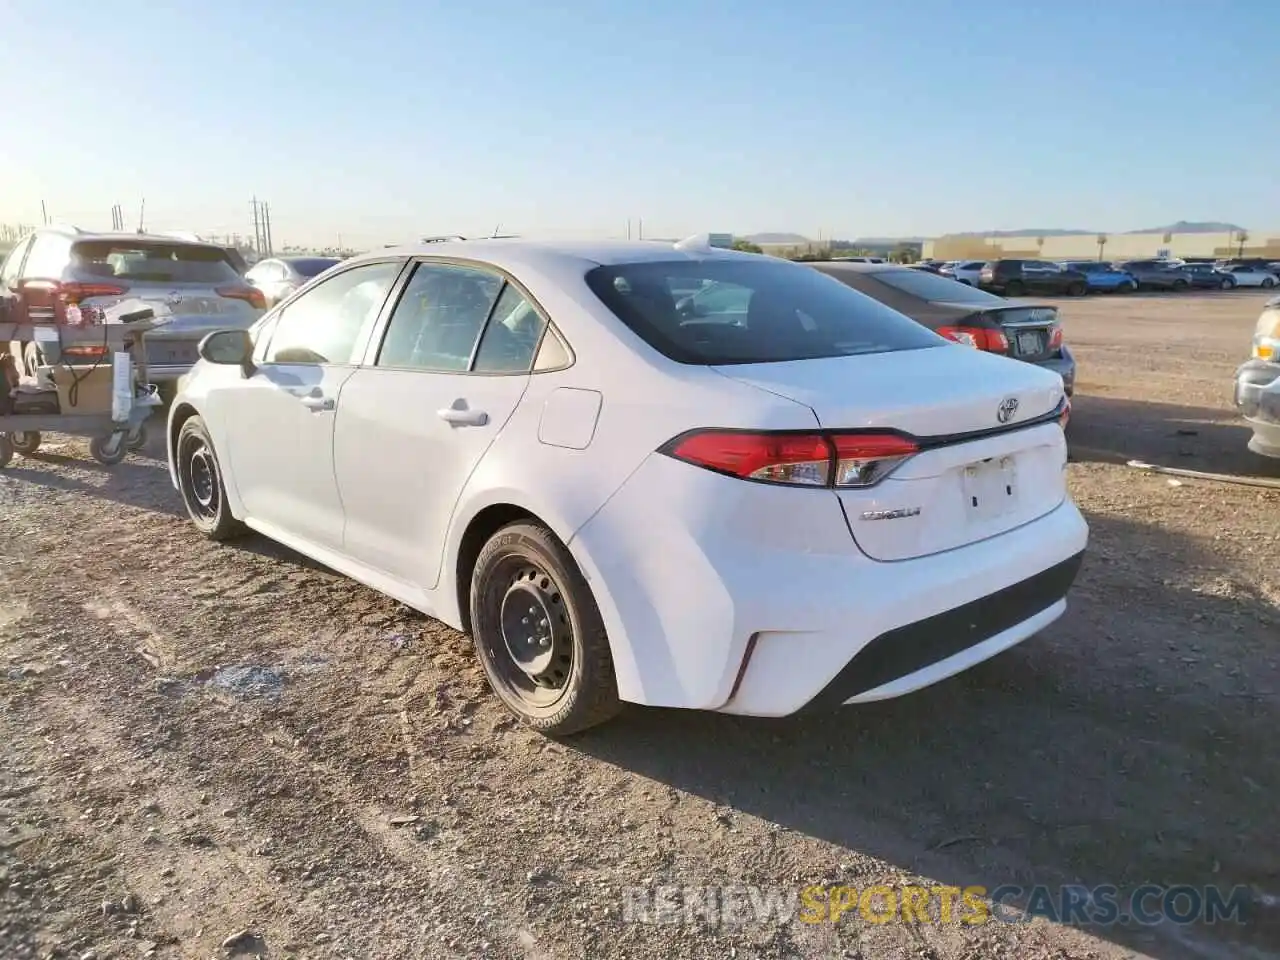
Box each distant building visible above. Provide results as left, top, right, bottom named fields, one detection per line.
left=922, top=229, right=1280, bottom=262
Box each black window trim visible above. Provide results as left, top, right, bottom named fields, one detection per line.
left=257, top=256, right=413, bottom=368
left=362, top=255, right=574, bottom=376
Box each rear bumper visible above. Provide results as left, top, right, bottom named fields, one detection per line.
left=571, top=451, right=1089, bottom=717
left=1234, top=359, right=1280, bottom=457
left=1027, top=348, right=1075, bottom=396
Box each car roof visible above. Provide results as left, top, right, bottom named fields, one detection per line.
left=361, top=238, right=756, bottom=271
left=39, top=227, right=224, bottom=249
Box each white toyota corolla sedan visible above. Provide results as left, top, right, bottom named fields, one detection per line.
left=167, top=237, right=1088, bottom=735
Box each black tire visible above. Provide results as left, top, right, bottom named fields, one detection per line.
left=89, top=433, right=128, bottom=465
left=1219, top=278, right=1234, bottom=290
left=126, top=423, right=148, bottom=451
left=1172, top=279, right=1188, bottom=291
left=175, top=416, right=245, bottom=541
left=0, top=434, right=12, bottom=469
left=11, top=431, right=41, bottom=455
left=1067, top=281, right=1087, bottom=297
left=1264, top=277, right=1277, bottom=289
left=1118, top=281, right=1136, bottom=293
left=1004, top=280, right=1026, bottom=297
left=469, top=521, right=621, bottom=735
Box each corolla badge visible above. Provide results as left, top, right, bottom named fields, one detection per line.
left=997, top=397, right=1020, bottom=423
left=860, top=507, right=922, bottom=521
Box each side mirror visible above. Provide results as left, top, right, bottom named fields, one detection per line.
left=198, top=328, right=255, bottom=376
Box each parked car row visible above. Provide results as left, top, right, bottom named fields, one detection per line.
left=914, top=257, right=1279, bottom=296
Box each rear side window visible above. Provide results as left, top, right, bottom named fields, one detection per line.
left=24, top=234, right=73, bottom=280
left=71, top=241, right=242, bottom=285
left=583, top=259, right=942, bottom=365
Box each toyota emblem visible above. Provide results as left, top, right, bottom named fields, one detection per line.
left=997, top=397, right=1019, bottom=423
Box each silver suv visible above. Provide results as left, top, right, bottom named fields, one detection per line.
left=2, top=226, right=265, bottom=398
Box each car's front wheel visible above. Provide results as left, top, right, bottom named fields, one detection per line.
left=1004, top=280, right=1025, bottom=297
left=1172, top=279, right=1189, bottom=291
left=469, top=521, right=622, bottom=735
left=175, top=415, right=245, bottom=541
left=1220, top=278, right=1235, bottom=290
left=1066, top=281, right=1087, bottom=297
left=1118, top=280, right=1136, bottom=293
left=1263, top=277, right=1277, bottom=289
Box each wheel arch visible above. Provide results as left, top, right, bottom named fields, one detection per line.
left=166, top=401, right=202, bottom=488
left=453, top=502, right=543, bottom=634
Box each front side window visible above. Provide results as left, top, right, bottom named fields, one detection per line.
left=264, top=260, right=402, bottom=365
left=584, top=259, right=941, bottom=365
left=376, top=262, right=503, bottom=371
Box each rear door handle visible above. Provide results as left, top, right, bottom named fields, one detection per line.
left=300, top=396, right=335, bottom=412
left=437, top=407, right=488, bottom=427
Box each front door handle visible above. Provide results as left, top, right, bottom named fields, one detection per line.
left=437, top=406, right=488, bottom=427
left=300, top=395, right=335, bottom=412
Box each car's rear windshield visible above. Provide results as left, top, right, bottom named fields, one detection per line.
left=72, top=241, right=242, bottom=284
left=583, top=259, right=943, bottom=365
left=867, top=268, right=1006, bottom=304
left=289, top=257, right=340, bottom=278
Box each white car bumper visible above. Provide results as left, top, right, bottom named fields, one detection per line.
left=570, top=452, right=1089, bottom=717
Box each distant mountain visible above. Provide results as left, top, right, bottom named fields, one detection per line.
left=947, top=228, right=1096, bottom=238
left=1125, top=221, right=1245, bottom=235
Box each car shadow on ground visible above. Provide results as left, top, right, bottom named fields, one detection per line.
left=567, top=509, right=1280, bottom=959
left=1068, top=394, right=1280, bottom=480
left=0, top=448, right=186, bottom=518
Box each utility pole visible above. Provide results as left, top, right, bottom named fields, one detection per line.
left=137, top=198, right=146, bottom=233
left=251, top=197, right=262, bottom=256
left=638, top=218, right=643, bottom=240
left=263, top=202, right=273, bottom=256
left=40, top=200, right=48, bottom=225
left=626, top=219, right=631, bottom=240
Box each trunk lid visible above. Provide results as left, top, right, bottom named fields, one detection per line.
left=714, top=346, right=1069, bottom=561
left=985, top=303, right=1060, bottom=362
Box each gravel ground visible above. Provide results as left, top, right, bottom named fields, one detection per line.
left=1, top=290, right=1278, bottom=960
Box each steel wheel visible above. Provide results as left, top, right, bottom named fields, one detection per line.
left=492, top=561, right=575, bottom=707
left=175, top=415, right=245, bottom=540
left=470, top=521, right=621, bottom=734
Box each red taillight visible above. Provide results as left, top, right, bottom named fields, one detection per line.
left=1048, top=323, right=1064, bottom=350
left=61, top=344, right=109, bottom=360
left=936, top=325, right=1008, bottom=352
left=216, top=285, right=267, bottom=310
left=58, top=281, right=129, bottom=304
left=665, top=431, right=833, bottom=486
left=662, top=430, right=919, bottom=488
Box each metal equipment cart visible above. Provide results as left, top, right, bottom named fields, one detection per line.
left=0, top=311, right=162, bottom=469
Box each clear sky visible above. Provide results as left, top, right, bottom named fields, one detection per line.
left=1, top=0, right=1276, bottom=248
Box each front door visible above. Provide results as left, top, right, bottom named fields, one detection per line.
left=334, top=261, right=548, bottom=589
left=221, top=259, right=405, bottom=551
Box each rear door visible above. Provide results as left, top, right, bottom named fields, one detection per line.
left=333, top=261, right=542, bottom=589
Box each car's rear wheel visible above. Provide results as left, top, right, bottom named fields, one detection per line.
left=1172, top=279, right=1189, bottom=291
left=1004, top=280, right=1025, bottom=297
left=1067, top=281, right=1087, bottom=297
left=1219, top=278, right=1235, bottom=290
left=1118, top=280, right=1136, bottom=293
left=469, top=521, right=621, bottom=736
left=175, top=416, right=245, bottom=540
left=1264, top=277, right=1277, bottom=289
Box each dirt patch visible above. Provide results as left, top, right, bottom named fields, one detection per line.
left=1, top=290, right=1278, bottom=959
